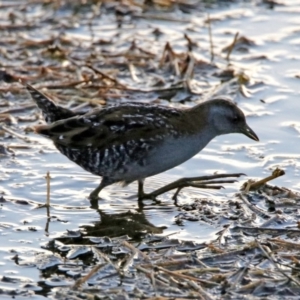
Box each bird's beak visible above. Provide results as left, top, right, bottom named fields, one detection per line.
left=242, top=124, right=259, bottom=141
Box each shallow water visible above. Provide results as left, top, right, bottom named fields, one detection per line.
left=1, top=0, right=300, bottom=296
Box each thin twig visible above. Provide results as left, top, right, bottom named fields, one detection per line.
left=242, top=168, right=285, bottom=192
left=136, top=265, right=170, bottom=287
left=227, top=256, right=253, bottom=292
left=183, top=52, right=195, bottom=91
left=122, top=240, right=151, bottom=262
left=207, top=14, right=214, bottom=63
left=156, top=266, right=219, bottom=287
left=174, top=267, right=219, bottom=274
left=85, top=63, right=126, bottom=88
left=188, top=280, right=214, bottom=300
left=215, top=224, right=230, bottom=245
left=1, top=125, right=32, bottom=143
left=45, top=171, right=50, bottom=207
left=73, top=263, right=106, bottom=289
left=268, top=238, right=300, bottom=250
left=0, top=104, right=36, bottom=114
left=256, top=239, right=300, bottom=287
left=226, top=32, right=239, bottom=61
left=128, top=63, right=140, bottom=82
left=237, top=192, right=271, bottom=219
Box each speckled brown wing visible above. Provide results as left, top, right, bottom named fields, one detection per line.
left=35, top=103, right=184, bottom=151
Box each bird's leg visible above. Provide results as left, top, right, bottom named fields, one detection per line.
left=89, top=177, right=115, bottom=201
left=137, top=178, right=162, bottom=203
left=138, top=179, right=145, bottom=199
left=139, top=173, right=245, bottom=201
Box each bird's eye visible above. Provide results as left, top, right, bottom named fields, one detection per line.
left=232, top=116, right=239, bottom=123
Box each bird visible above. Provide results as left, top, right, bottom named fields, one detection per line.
left=26, top=84, right=259, bottom=201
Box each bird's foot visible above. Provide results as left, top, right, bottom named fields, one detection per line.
left=138, top=191, right=162, bottom=203
left=140, top=173, right=245, bottom=203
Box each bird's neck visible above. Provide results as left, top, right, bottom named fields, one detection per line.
left=170, top=104, right=217, bottom=156
left=184, top=103, right=217, bottom=135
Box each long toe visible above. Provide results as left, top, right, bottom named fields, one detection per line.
left=141, top=173, right=245, bottom=201
left=138, top=190, right=160, bottom=202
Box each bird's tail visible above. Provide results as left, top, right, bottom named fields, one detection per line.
left=26, top=84, right=76, bottom=123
